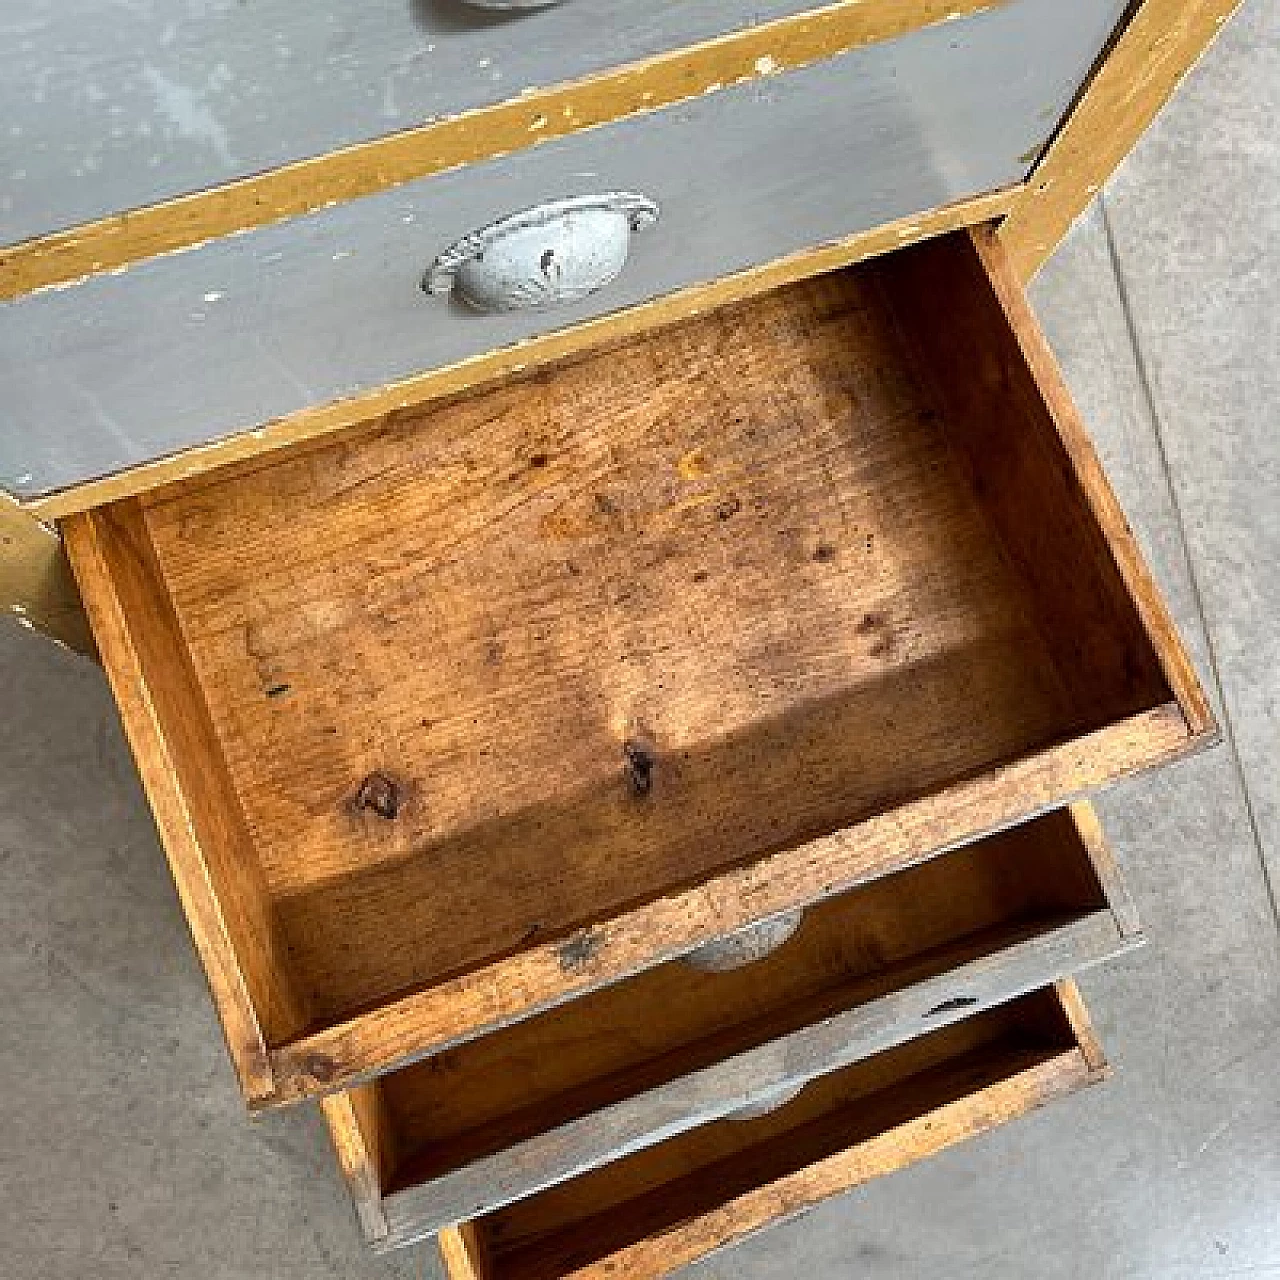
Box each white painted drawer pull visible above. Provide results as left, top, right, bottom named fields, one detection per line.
left=682, top=909, right=806, bottom=973
left=424, top=192, right=659, bottom=312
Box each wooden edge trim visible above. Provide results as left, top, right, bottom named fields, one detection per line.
left=556, top=1038, right=1102, bottom=1278
left=1054, top=977, right=1108, bottom=1073
left=373, top=912, right=1127, bottom=1250
left=261, top=701, right=1190, bottom=1108
left=0, top=0, right=1000, bottom=301
left=320, top=1093, right=391, bottom=1245
left=999, top=0, right=1246, bottom=281
left=24, top=186, right=1020, bottom=521
left=0, top=496, right=95, bottom=656
left=59, top=509, right=275, bottom=1102
left=969, top=224, right=1217, bottom=739
left=1068, top=800, right=1143, bottom=938
left=438, top=1224, right=491, bottom=1280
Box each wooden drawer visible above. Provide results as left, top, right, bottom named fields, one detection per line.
left=1, top=0, right=1127, bottom=500
left=0, top=0, right=990, bottom=248
left=320, top=804, right=1135, bottom=1248
left=432, top=982, right=1107, bottom=1279
left=62, top=226, right=1210, bottom=1110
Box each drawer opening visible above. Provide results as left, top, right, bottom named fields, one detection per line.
left=466, top=988, right=1088, bottom=1280
left=360, top=808, right=1113, bottom=1204
left=64, top=226, right=1203, bottom=1103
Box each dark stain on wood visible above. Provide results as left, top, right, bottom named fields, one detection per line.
left=558, top=930, right=603, bottom=974
left=354, top=771, right=402, bottom=821
left=623, top=740, right=655, bottom=798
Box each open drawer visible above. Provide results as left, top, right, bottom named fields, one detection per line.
left=62, top=226, right=1211, bottom=1109
left=433, top=981, right=1107, bottom=1279
left=322, top=803, right=1136, bottom=1249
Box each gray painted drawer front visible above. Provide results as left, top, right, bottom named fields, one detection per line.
left=2, top=0, right=893, bottom=245
left=0, top=0, right=1123, bottom=499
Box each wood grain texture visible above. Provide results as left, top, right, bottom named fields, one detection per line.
left=439, top=1224, right=493, bottom=1280
left=440, top=987, right=1105, bottom=1279
left=1000, top=0, right=1246, bottom=279
left=970, top=225, right=1216, bottom=736
left=878, top=225, right=1215, bottom=737
left=381, top=915, right=1128, bottom=1247
left=0, top=496, right=94, bottom=655
left=0, top=0, right=999, bottom=300
left=60, top=503, right=307, bottom=1103
left=320, top=1089, right=392, bottom=1245
left=1069, top=798, right=1142, bottom=938
left=22, top=189, right=1019, bottom=522
left=320, top=806, right=1132, bottom=1244
left=71, top=233, right=1200, bottom=1106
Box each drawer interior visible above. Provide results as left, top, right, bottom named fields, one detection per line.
left=64, top=227, right=1197, bottom=1102
left=460, top=987, right=1093, bottom=1280
left=351, top=808, right=1114, bottom=1205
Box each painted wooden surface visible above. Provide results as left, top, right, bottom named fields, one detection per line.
left=0, top=0, right=1001, bottom=298
left=436, top=986, right=1105, bottom=1279
left=0, top=0, right=1125, bottom=501
left=0, top=0, right=993, bottom=250
left=319, top=808, right=1130, bottom=1245
left=0, top=498, right=93, bottom=655
left=61, top=231, right=1209, bottom=1108
left=998, top=0, right=1248, bottom=279
left=19, top=189, right=1017, bottom=522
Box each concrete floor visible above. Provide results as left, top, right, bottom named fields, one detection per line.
left=2, top=5, right=1277, bottom=1276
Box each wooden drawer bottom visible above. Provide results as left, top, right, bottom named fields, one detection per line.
left=437, top=982, right=1105, bottom=1280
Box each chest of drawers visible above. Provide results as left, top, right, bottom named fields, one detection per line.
left=0, top=1, right=1240, bottom=1273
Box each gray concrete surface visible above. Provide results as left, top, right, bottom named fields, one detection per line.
left=2, top=4, right=1277, bottom=1275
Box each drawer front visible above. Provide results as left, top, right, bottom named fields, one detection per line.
left=0, top=0, right=929, bottom=246
left=0, top=0, right=1126, bottom=501
left=433, top=983, right=1107, bottom=1279
left=321, top=805, right=1136, bottom=1249
left=62, top=227, right=1209, bottom=1110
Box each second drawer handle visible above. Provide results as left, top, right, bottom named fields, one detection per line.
left=682, top=909, right=806, bottom=973
left=424, top=192, right=659, bottom=312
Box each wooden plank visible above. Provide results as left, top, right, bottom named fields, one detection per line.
left=1070, top=799, right=1142, bottom=938
left=379, top=912, right=1129, bottom=1248
left=320, top=1090, right=392, bottom=1245
left=59, top=504, right=307, bottom=1103
left=439, top=1224, right=492, bottom=1280
left=879, top=226, right=1215, bottom=738
left=0, top=0, right=1000, bottom=300
left=0, top=496, right=94, bottom=656
left=1055, top=976, right=1109, bottom=1073
left=999, top=0, right=1246, bottom=280
left=970, top=225, right=1217, bottom=736
left=457, top=990, right=1103, bottom=1279
left=19, top=187, right=1020, bottom=523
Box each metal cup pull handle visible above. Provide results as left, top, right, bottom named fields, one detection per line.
left=424, top=192, right=659, bottom=312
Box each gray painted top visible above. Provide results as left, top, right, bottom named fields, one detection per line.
left=0, top=0, right=1124, bottom=498
left=3, top=0, right=859, bottom=246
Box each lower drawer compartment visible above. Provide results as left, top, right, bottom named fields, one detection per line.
left=64, top=225, right=1209, bottom=1109
left=322, top=804, right=1135, bottom=1249
left=434, top=982, right=1106, bottom=1280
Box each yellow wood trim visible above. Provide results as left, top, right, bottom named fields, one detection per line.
left=0, top=495, right=95, bottom=656
left=1054, top=977, right=1108, bottom=1073
left=23, top=186, right=1020, bottom=520
left=998, top=0, right=1245, bottom=281
left=0, top=0, right=1000, bottom=301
